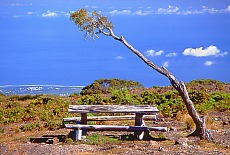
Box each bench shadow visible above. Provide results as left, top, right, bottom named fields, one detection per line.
left=108, top=134, right=167, bottom=141
left=30, top=135, right=66, bottom=144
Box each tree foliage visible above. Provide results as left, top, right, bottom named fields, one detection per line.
left=80, top=78, right=143, bottom=95
left=70, top=8, right=113, bottom=40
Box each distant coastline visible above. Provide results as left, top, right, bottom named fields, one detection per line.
left=0, top=85, right=85, bottom=88
left=0, top=85, right=84, bottom=96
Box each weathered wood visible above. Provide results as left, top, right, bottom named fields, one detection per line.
left=134, top=113, right=146, bottom=140
left=68, top=105, right=159, bottom=114
left=65, top=124, right=167, bottom=132
left=80, top=113, right=87, bottom=136
left=64, top=105, right=164, bottom=141
left=81, top=113, right=87, bottom=124
left=135, top=113, right=143, bottom=126
left=63, top=115, right=157, bottom=122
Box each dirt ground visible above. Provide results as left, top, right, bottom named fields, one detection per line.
left=0, top=112, right=230, bottom=155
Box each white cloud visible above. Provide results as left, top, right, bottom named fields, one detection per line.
left=42, top=10, right=58, bottom=17
left=162, top=61, right=169, bottom=68
left=228, top=5, right=230, bottom=12
left=27, top=11, right=38, bottom=16
left=109, top=8, right=152, bottom=16
left=204, top=61, right=214, bottom=66
left=166, top=52, right=177, bottom=57
left=156, top=5, right=230, bottom=15
left=10, top=3, right=32, bottom=7
left=157, top=5, right=179, bottom=14
left=134, top=10, right=153, bottom=16
left=146, top=50, right=164, bottom=57
left=200, top=6, right=219, bottom=14
left=183, top=45, right=227, bottom=57
left=109, top=10, right=132, bottom=16
left=91, top=6, right=98, bottom=9
left=115, top=56, right=124, bottom=60
left=218, top=51, right=228, bottom=57
left=156, top=50, right=164, bottom=56
left=27, top=12, right=34, bottom=15
left=12, top=15, right=22, bottom=18
left=84, top=5, right=97, bottom=9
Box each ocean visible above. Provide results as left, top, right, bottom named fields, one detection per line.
left=0, top=85, right=84, bottom=96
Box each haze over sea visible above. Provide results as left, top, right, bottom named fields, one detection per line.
left=0, top=85, right=84, bottom=96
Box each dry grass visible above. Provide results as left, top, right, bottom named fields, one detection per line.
left=175, top=112, right=218, bottom=131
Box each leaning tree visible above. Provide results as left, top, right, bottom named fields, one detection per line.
left=70, top=8, right=213, bottom=141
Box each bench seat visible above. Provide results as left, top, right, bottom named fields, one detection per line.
left=63, top=115, right=157, bottom=122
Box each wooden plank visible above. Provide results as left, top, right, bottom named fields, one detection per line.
left=65, top=124, right=167, bottom=132
left=63, top=115, right=157, bottom=122
left=68, top=105, right=159, bottom=114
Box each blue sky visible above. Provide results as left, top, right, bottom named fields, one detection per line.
left=0, top=0, right=230, bottom=87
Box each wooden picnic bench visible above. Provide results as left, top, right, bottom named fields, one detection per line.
left=63, top=105, right=167, bottom=140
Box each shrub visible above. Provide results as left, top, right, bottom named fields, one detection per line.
left=80, top=78, right=143, bottom=95
left=110, top=87, right=140, bottom=104
left=77, top=94, right=103, bottom=105
left=18, top=123, right=39, bottom=132
left=189, top=90, right=209, bottom=105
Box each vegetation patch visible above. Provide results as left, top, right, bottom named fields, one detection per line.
left=85, top=134, right=119, bottom=145
left=0, top=79, right=229, bottom=134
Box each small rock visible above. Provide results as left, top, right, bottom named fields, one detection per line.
left=223, top=121, right=229, bottom=125
left=133, top=144, right=138, bottom=149
left=149, top=140, right=158, bottom=146
left=158, top=147, right=163, bottom=151
left=169, top=127, right=177, bottom=132
left=175, top=138, right=188, bottom=148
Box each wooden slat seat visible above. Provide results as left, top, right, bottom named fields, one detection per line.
left=63, top=115, right=157, bottom=122
left=68, top=105, right=159, bottom=114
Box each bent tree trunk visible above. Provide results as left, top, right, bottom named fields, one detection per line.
left=108, top=28, right=213, bottom=141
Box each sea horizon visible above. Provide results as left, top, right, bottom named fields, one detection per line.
left=0, top=85, right=85, bottom=96
left=0, top=84, right=85, bottom=88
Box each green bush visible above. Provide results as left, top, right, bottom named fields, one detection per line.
left=80, top=78, right=143, bottom=95
left=110, top=87, right=140, bottom=104
left=189, top=90, right=209, bottom=104
left=18, top=123, right=40, bottom=132
left=77, top=94, right=103, bottom=105
left=210, top=92, right=230, bottom=112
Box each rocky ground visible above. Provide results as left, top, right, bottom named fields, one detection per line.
left=0, top=111, right=230, bottom=155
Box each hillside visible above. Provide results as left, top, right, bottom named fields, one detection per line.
left=0, top=79, right=229, bottom=154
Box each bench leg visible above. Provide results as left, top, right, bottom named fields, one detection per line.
left=81, top=113, right=87, bottom=136
left=74, top=129, right=82, bottom=141
left=134, top=113, right=150, bottom=140
left=74, top=120, right=82, bottom=141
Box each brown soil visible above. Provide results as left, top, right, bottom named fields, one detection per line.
left=0, top=111, right=230, bottom=155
